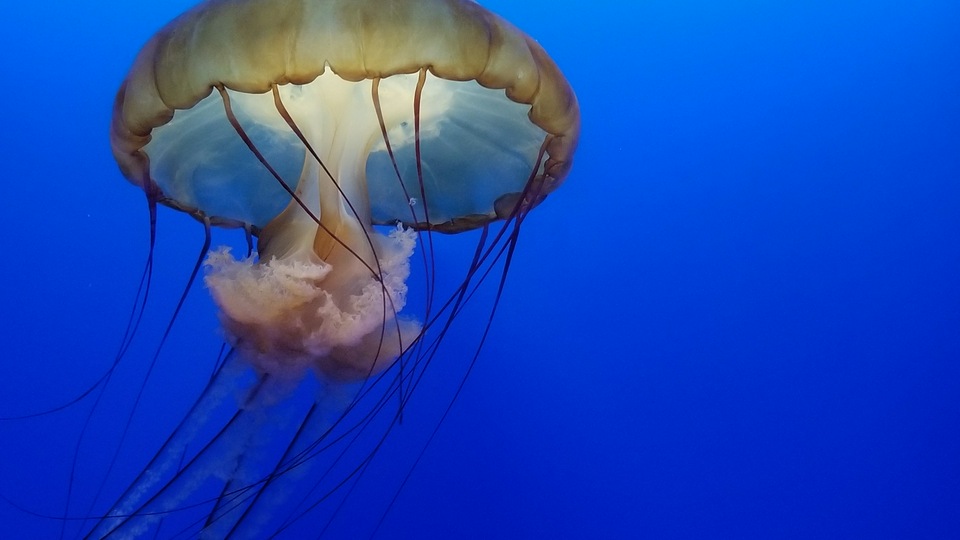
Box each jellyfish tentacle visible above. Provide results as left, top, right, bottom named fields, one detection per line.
left=397, top=136, right=548, bottom=405
left=216, top=401, right=319, bottom=538
left=2, top=192, right=157, bottom=538
left=411, top=68, right=439, bottom=319
left=75, top=217, right=215, bottom=539
left=223, top=382, right=389, bottom=539
left=271, top=388, right=404, bottom=537
left=375, top=150, right=544, bottom=530
left=243, top=224, right=254, bottom=259
left=93, top=370, right=269, bottom=539
left=296, top=213, right=522, bottom=535
left=201, top=348, right=428, bottom=537
left=371, top=74, right=436, bottom=325
left=260, top=355, right=426, bottom=535
left=83, top=352, right=238, bottom=537
left=193, top=398, right=324, bottom=539
left=0, top=195, right=156, bottom=423
left=391, top=142, right=544, bottom=384
left=371, top=76, right=428, bottom=421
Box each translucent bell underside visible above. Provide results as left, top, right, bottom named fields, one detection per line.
left=143, top=71, right=548, bottom=230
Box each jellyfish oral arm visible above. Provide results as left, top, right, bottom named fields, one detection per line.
left=199, top=76, right=430, bottom=381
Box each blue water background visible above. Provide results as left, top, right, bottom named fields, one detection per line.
left=1, top=0, right=958, bottom=538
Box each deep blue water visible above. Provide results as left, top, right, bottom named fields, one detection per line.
left=1, top=0, right=958, bottom=538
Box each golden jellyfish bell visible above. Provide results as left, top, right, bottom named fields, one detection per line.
left=110, top=0, right=579, bottom=381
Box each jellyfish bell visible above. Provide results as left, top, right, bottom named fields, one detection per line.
left=79, top=0, right=578, bottom=536
left=112, top=0, right=578, bottom=382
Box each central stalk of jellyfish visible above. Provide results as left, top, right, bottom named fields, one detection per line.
left=204, top=74, right=428, bottom=381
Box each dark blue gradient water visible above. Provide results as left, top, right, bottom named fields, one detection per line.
left=1, top=1, right=958, bottom=538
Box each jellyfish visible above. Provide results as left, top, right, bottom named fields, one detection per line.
left=18, top=0, right=578, bottom=537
